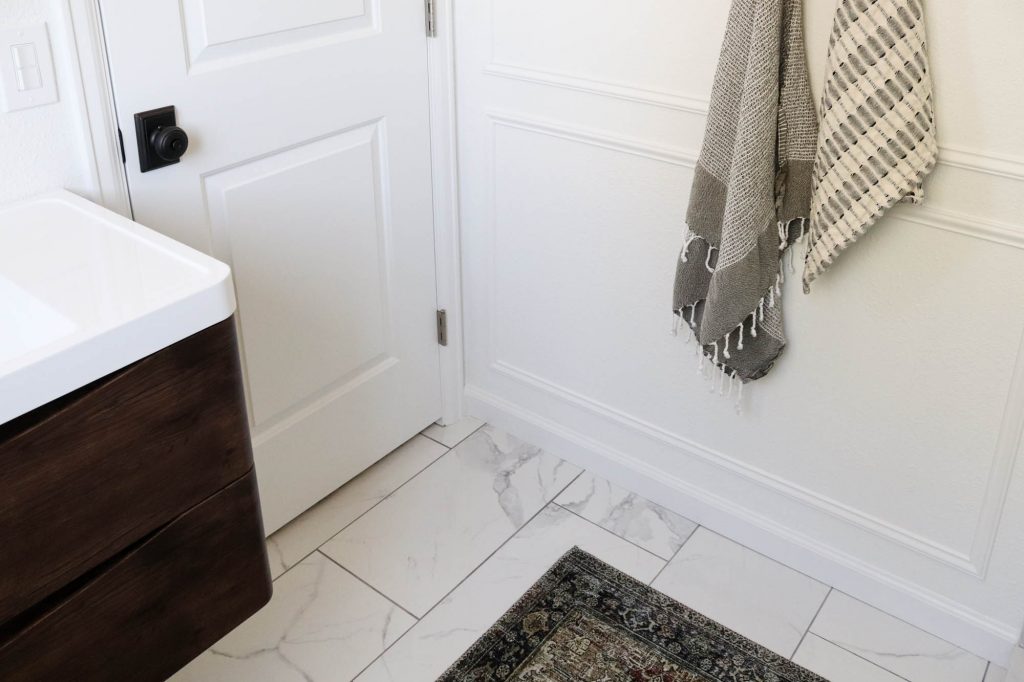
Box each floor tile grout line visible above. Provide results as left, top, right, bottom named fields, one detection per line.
left=553, top=502, right=674, bottom=566
left=807, top=632, right=916, bottom=682
left=825, top=587, right=988, bottom=659
left=309, top=441, right=455, bottom=553
left=319, top=430, right=578, bottom=600
left=323, top=426, right=577, bottom=619
left=345, top=501, right=554, bottom=680
left=271, top=547, right=321, bottom=585
left=712, top=528, right=985, bottom=666
left=349, top=471, right=586, bottom=680
left=648, top=524, right=699, bottom=586
left=688, top=518, right=986, bottom=664
left=790, top=586, right=832, bottom=660
left=671, top=524, right=947, bottom=660
left=697, top=525, right=831, bottom=591
left=317, top=549, right=420, bottom=623
left=693, top=525, right=984, bottom=663
left=420, top=421, right=486, bottom=449
left=268, top=442, right=453, bottom=583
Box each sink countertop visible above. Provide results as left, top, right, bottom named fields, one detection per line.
left=0, top=191, right=236, bottom=425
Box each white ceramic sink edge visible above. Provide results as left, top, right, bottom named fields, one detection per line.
left=0, top=191, right=236, bottom=425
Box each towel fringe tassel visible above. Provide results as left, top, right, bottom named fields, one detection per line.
left=674, top=220, right=809, bottom=411
left=679, top=225, right=698, bottom=263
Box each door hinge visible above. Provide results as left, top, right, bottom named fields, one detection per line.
left=436, top=309, right=448, bottom=346
left=117, top=128, right=127, bottom=164
left=424, top=0, right=437, bottom=37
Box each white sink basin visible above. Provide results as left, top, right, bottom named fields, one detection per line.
left=0, top=191, right=236, bottom=425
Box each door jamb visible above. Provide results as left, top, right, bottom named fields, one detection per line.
left=69, top=0, right=466, bottom=426
left=425, top=0, right=465, bottom=426
left=64, top=1, right=132, bottom=218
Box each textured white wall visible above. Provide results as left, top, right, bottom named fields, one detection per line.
left=0, top=0, right=94, bottom=205
left=456, top=0, right=1024, bottom=663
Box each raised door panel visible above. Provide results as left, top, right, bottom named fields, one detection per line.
left=205, top=123, right=393, bottom=429
left=199, top=0, right=367, bottom=43
left=180, top=0, right=378, bottom=68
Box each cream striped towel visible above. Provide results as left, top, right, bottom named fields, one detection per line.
left=803, top=0, right=938, bottom=292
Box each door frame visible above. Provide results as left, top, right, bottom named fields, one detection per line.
left=68, top=0, right=465, bottom=426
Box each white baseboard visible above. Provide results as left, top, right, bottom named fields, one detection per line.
left=465, top=384, right=1019, bottom=665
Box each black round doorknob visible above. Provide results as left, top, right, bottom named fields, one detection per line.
left=150, top=125, right=189, bottom=162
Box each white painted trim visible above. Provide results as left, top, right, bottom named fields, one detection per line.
left=464, top=384, right=1020, bottom=665
left=427, top=0, right=465, bottom=426
left=491, top=359, right=982, bottom=573
left=488, top=110, right=1024, bottom=253
left=893, top=205, right=1024, bottom=251
left=941, top=145, right=1024, bottom=183
left=489, top=111, right=699, bottom=169
left=483, top=62, right=1024, bottom=184
left=972, top=316, right=1024, bottom=581
left=483, top=62, right=710, bottom=116
left=64, top=0, right=131, bottom=218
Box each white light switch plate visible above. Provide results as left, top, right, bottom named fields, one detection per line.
left=1, top=24, right=58, bottom=113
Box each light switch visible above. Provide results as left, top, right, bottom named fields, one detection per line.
left=17, top=66, right=43, bottom=92
left=11, top=44, right=38, bottom=69
left=1, top=24, right=58, bottom=112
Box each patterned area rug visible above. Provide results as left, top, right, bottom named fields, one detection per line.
left=438, top=547, right=827, bottom=681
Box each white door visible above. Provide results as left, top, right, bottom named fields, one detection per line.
left=100, top=0, right=443, bottom=533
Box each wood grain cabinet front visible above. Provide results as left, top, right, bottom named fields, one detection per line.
left=0, top=318, right=272, bottom=680
left=0, top=320, right=253, bottom=624
left=0, top=472, right=272, bottom=682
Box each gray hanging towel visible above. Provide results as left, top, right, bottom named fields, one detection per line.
left=673, top=0, right=818, bottom=384
left=803, top=0, right=938, bottom=291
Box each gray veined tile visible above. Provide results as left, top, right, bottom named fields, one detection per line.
left=353, top=504, right=665, bottom=682
left=321, top=425, right=582, bottom=616
left=555, top=471, right=697, bottom=559
left=265, top=435, right=447, bottom=579
left=170, top=552, right=415, bottom=682
left=422, top=416, right=485, bottom=447
left=810, top=591, right=989, bottom=682
left=793, top=633, right=908, bottom=682
left=651, top=527, right=830, bottom=658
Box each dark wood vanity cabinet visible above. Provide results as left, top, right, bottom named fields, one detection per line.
left=0, top=319, right=272, bottom=681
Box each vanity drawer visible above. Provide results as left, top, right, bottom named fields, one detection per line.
left=0, top=470, right=272, bottom=682
left=0, top=319, right=253, bottom=625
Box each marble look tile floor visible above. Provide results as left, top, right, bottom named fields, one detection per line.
left=172, top=419, right=1004, bottom=682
